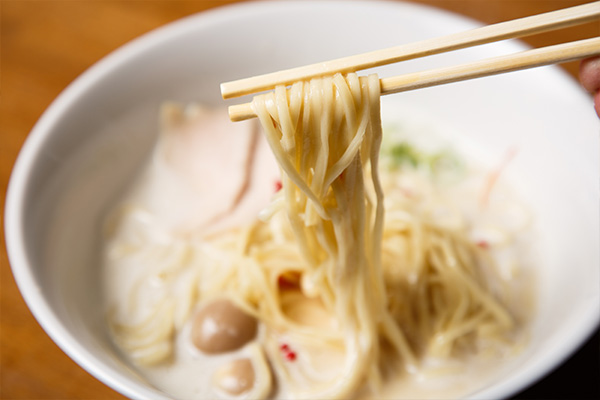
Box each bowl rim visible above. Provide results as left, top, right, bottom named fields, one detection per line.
left=4, top=1, right=599, bottom=399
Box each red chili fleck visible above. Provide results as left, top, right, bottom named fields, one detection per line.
left=274, top=180, right=283, bottom=192
left=280, top=343, right=297, bottom=361
left=476, top=240, right=489, bottom=249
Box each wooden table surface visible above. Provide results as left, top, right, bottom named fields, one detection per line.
left=1, top=1, right=598, bottom=399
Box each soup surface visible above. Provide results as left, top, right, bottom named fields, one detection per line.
left=101, top=102, right=534, bottom=399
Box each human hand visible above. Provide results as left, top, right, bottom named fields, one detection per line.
left=579, top=57, right=600, bottom=117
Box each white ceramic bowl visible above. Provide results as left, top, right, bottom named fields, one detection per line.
left=5, top=1, right=599, bottom=399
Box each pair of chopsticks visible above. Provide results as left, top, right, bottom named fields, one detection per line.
left=221, top=2, right=600, bottom=122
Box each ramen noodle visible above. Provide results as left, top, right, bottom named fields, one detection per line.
left=102, top=73, right=532, bottom=399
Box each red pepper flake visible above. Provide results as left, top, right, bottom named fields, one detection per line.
left=280, top=343, right=297, bottom=362
left=476, top=240, right=489, bottom=249
left=274, top=180, right=282, bottom=192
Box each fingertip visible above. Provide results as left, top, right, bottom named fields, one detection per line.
left=580, top=57, right=600, bottom=94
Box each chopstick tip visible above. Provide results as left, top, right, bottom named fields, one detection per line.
left=228, top=103, right=256, bottom=122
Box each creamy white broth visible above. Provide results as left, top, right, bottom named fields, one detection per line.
left=101, top=102, right=533, bottom=400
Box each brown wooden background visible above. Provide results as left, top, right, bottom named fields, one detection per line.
left=1, top=1, right=598, bottom=399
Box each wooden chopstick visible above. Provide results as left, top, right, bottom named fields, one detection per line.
left=227, top=36, right=600, bottom=122
left=221, top=1, right=600, bottom=100
left=378, top=36, right=600, bottom=95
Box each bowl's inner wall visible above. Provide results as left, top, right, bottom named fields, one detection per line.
left=14, top=1, right=599, bottom=398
